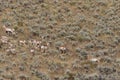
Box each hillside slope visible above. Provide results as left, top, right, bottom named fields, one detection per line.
left=0, top=0, right=120, bottom=80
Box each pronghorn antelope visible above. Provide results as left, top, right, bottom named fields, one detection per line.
left=40, top=42, right=50, bottom=53
left=33, top=40, right=41, bottom=47
left=0, top=36, right=9, bottom=44
left=19, top=40, right=27, bottom=46
left=29, top=39, right=42, bottom=50
left=28, top=39, right=41, bottom=47
left=87, top=55, right=101, bottom=63
left=57, top=46, right=68, bottom=53
left=2, top=25, right=15, bottom=36
left=6, top=48, right=16, bottom=55
left=40, top=45, right=48, bottom=52
left=0, top=36, right=8, bottom=48
left=30, top=49, right=34, bottom=53
left=30, top=49, right=35, bottom=56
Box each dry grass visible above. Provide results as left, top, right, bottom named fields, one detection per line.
left=0, top=0, right=120, bottom=80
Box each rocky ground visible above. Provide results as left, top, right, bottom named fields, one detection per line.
left=0, top=0, right=120, bottom=80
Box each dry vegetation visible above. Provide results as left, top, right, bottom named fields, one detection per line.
left=0, top=0, right=120, bottom=80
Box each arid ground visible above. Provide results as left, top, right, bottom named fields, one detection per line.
left=0, top=0, right=120, bottom=80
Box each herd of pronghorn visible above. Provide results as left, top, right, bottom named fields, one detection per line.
left=1, top=25, right=68, bottom=53
left=0, top=25, right=101, bottom=62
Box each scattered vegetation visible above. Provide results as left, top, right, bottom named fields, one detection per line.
left=0, top=0, right=120, bottom=79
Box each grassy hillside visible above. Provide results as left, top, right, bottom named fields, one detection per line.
left=0, top=0, right=120, bottom=80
